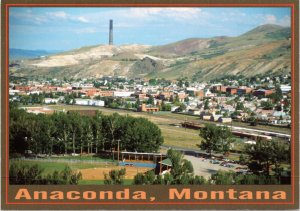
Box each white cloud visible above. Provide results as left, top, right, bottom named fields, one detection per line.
left=76, top=16, right=89, bottom=23
left=126, top=7, right=204, bottom=20
left=264, top=14, right=277, bottom=24
left=278, top=15, right=291, bottom=27
left=261, top=14, right=291, bottom=27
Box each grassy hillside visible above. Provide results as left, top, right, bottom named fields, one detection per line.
left=10, top=24, right=291, bottom=81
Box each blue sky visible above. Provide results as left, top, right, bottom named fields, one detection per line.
left=9, top=7, right=291, bottom=51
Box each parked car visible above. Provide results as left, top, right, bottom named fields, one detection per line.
left=210, top=159, right=220, bottom=164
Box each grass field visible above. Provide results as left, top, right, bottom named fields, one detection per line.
left=10, top=159, right=150, bottom=185
left=10, top=159, right=115, bottom=175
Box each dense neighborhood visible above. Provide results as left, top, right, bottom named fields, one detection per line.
left=10, top=72, right=291, bottom=128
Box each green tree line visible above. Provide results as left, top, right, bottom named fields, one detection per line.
left=10, top=103, right=164, bottom=156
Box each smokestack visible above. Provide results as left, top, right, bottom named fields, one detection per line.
left=109, top=19, right=113, bottom=45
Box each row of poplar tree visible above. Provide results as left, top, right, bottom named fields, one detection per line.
left=9, top=103, right=164, bottom=156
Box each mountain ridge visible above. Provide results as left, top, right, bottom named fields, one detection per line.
left=9, top=24, right=291, bottom=81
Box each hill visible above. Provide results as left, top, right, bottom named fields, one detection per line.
left=9, top=24, right=291, bottom=81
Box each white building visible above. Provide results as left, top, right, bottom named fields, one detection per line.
left=75, top=99, right=105, bottom=106
left=113, top=91, right=134, bottom=98
left=9, top=89, right=20, bottom=95
left=44, top=98, right=60, bottom=104
left=280, top=85, right=291, bottom=93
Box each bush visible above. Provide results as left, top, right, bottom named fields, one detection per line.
left=104, top=168, right=126, bottom=185
left=9, top=162, right=82, bottom=185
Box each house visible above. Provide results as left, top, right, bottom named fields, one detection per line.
left=187, top=109, right=201, bottom=115
left=176, top=92, right=187, bottom=102
left=280, top=85, right=291, bottom=93
left=204, top=89, right=215, bottom=98
left=272, top=111, right=287, bottom=118
left=237, top=112, right=249, bottom=121
left=255, top=109, right=274, bottom=120
left=113, top=91, right=134, bottom=98
left=44, top=98, right=60, bottom=104
left=159, top=92, right=173, bottom=100
left=218, top=117, right=232, bottom=123
left=210, top=114, right=223, bottom=122
left=201, top=114, right=212, bottom=121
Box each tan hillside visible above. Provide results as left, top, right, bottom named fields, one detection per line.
left=10, top=24, right=291, bottom=81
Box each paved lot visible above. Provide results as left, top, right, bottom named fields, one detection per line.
left=184, top=155, right=246, bottom=179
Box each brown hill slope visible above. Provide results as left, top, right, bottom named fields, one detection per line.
left=10, top=24, right=291, bottom=81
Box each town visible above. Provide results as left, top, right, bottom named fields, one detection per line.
left=10, top=72, right=291, bottom=129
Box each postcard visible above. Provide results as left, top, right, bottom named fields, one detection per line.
left=1, top=0, right=299, bottom=209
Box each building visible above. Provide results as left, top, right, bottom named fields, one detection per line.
left=14, top=85, right=31, bottom=92
left=75, top=99, right=105, bottom=107
left=113, top=91, right=134, bottom=98
left=139, top=103, right=159, bottom=112
left=44, top=98, right=60, bottom=104
left=237, top=87, right=252, bottom=95
left=252, top=89, right=274, bottom=97
left=210, top=114, right=223, bottom=122
left=187, top=109, right=201, bottom=115
left=98, top=90, right=114, bottom=97
left=280, top=85, right=291, bottom=93
left=226, top=87, right=238, bottom=95
left=211, top=84, right=227, bottom=93
left=201, top=114, right=212, bottom=121
left=218, top=117, right=232, bottom=123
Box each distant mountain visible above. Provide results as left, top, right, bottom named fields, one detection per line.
left=9, top=49, right=62, bottom=60
left=9, top=24, right=291, bottom=81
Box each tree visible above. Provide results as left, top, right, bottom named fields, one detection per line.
left=261, top=100, right=273, bottom=110
left=91, top=111, right=104, bottom=153
left=245, top=140, right=290, bottom=176
left=68, top=112, right=82, bottom=154
left=10, top=162, right=82, bottom=185
left=235, top=102, right=244, bottom=111
left=204, top=100, right=209, bottom=110
left=199, top=124, right=233, bottom=157
left=270, top=84, right=283, bottom=103
left=147, top=96, right=155, bottom=105
left=167, top=149, right=194, bottom=183
left=121, top=117, right=164, bottom=152
left=149, top=79, right=157, bottom=85
left=133, top=171, right=156, bottom=185
left=52, top=112, right=71, bottom=155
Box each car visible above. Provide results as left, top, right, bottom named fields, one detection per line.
left=210, top=159, right=220, bottom=164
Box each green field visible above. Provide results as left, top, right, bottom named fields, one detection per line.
left=10, top=159, right=116, bottom=175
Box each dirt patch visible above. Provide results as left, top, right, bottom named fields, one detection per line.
left=79, top=166, right=153, bottom=180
